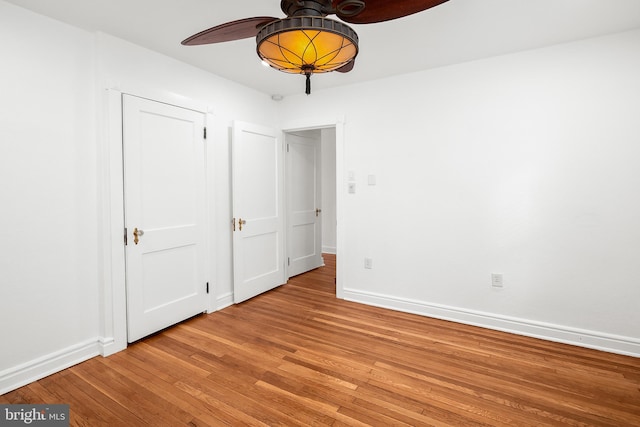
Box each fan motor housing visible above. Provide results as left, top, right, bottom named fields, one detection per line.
left=281, top=0, right=332, bottom=17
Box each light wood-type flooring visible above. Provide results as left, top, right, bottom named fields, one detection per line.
left=2, top=254, right=640, bottom=426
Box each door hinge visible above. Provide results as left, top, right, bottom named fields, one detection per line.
left=287, top=257, right=290, bottom=266
left=204, top=127, right=207, bottom=139
left=286, top=143, right=289, bottom=152
left=124, top=227, right=128, bottom=246
left=206, top=282, right=210, bottom=294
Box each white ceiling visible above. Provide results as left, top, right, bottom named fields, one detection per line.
left=6, top=0, right=640, bottom=97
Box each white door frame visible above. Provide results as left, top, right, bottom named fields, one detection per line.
left=281, top=116, right=346, bottom=299
left=98, top=87, right=215, bottom=356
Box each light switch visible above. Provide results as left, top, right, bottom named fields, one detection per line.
left=368, top=175, right=376, bottom=186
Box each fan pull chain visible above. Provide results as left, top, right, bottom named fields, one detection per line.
left=305, top=71, right=312, bottom=95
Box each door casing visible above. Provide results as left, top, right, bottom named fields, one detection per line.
left=281, top=118, right=345, bottom=300
left=99, top=88, right=214, bottom=356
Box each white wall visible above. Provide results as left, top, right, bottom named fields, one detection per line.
left=0, top=0, right=279, bottom=393
left=0, top=1, right=100, bottom=388
left=280, top=28, right=640, bottom=355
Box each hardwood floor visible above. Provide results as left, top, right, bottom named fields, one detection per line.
left=3, top=254, right=640, bottom=426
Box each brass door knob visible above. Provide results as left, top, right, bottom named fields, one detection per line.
left=133, top=228, right=144, bottom=245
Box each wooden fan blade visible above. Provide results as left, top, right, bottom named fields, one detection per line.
left=182, top=17, right=277, bottom=45
left=335, top=60, right=355, bottom=73
left=334, top=0, right=449, bottom=24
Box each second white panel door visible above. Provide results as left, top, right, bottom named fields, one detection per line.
left=232, top=121, right=286, bottom=303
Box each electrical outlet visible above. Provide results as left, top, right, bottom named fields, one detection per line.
left=491, top=273, right=503, bottom=288
left=364, top=258, right=373, bottom=269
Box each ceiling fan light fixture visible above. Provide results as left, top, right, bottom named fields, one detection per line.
left=256, top=16, right=359, bottom=94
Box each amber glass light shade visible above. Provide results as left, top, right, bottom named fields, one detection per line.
left=257, top=17, right=358, bottom=74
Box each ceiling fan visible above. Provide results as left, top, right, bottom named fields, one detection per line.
left=182, top=0, right=450, bottom=94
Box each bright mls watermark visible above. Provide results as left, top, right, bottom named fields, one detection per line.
left=0, top=405, right=69, bottom=426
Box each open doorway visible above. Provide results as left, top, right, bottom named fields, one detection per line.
left=285, top=127, right=337, bottom=284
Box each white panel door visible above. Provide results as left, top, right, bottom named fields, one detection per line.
left=123, top=94, right=207, bottom=342
left=232, top=121, right=285, bottom=303
left=286, top=132, right=323, bottom=277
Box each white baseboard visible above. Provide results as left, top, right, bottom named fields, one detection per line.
left=0, top=339, right=101, bottom=395
left=216, top=292, right=234, bottom=311
left=342, top=288, right=640, bottom=358
left=322, top=246, right=337, bottom=255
